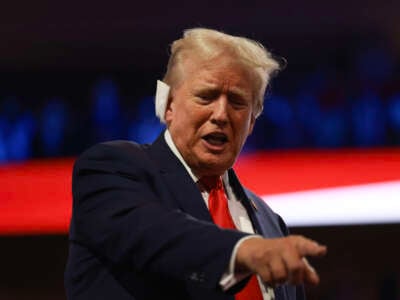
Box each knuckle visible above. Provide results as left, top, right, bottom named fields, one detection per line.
left=290, top=260, right=305, bottom=272
left=295, top=234, right=307, bottom=243
left=253, top=248, right=268, bottom=262
left=259, top=269, right=272, bottom=283
left=268, top=260, right=288, bottom=283
left=273, top=269, right=287, bottom=282
left=282, top=238, right=297, bottom=253
left=289, top=272, right=304, bottom=285
left=288, top=264, right=306, bottom=284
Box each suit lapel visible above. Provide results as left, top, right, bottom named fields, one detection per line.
left=147, top=133, right=213, bottom=223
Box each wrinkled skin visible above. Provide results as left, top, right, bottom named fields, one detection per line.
left=165, top=57, right=256, bottom=178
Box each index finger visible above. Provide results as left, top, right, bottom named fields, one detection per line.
left=294, top=236, right=327, bottom=257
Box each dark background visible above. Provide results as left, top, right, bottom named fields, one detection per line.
left=1, top=0, right=400, bottom=160
left=1, top=1, right=400, bottom=299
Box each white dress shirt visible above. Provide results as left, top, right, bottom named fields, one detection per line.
left=164, top=130, right=274, bottom=300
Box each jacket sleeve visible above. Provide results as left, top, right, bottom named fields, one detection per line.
left=71, top=142, right=248, bottom=290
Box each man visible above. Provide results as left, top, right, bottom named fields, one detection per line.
left=65, top=28, right=326, bottom=300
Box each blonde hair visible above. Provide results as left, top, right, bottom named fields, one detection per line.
left=162, top=28, right=280, bottom=118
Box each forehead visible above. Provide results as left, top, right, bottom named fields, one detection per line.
left=181, top=57, right=256, bottom=93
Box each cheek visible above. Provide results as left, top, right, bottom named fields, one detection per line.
left=186, top=106, right=210, bottom=127
left=233, top=116, right=253, bottom=143
left=169, top=101, right=192, bottom=126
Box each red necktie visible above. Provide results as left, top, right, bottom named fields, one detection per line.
left=201, top=176, right=263, bottom=300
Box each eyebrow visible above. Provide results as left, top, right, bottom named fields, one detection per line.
left=193, top=83, right=252, bottom=101
left=228, top=86, right=252, bottom=101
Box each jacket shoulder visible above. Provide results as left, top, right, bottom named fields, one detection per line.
left=78, top=140, right=149, bottom=161
left=74, top=140, right=153, bottom=173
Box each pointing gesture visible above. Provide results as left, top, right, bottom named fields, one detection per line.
left=236, top=235, right=327, bottom=286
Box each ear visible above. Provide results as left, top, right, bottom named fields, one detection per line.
left=164, top=95, right=174, bottom=124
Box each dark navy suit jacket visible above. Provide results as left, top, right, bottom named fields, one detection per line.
left=65, top=134, right=305, bottom=300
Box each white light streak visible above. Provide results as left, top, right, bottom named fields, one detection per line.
left=262, top=181, right=400, bottom=227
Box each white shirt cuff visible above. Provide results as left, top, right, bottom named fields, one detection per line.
left=219, top=235, right=263, bottom=291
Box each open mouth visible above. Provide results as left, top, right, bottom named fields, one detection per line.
left=202, top=132, right=228, bottom=146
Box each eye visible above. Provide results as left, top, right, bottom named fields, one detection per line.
left=196, top=90, right=219, bottom=102
left=229, top=94, right=249, bottom=109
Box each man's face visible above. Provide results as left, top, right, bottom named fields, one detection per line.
left=165, top=58, right=256, bottom=177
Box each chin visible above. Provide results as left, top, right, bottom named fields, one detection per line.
left=199, top=159, right=234, bottom=176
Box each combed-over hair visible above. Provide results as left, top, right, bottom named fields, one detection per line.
left=161, top=28, right=280, bottom=119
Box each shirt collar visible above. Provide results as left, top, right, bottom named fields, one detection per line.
left=164, top=130, right=230, bottom=185
left=164, top=130, right=199, bottom=182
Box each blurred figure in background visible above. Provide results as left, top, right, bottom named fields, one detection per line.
left=0, top=97, right=36, bottom=162
left=91, top=78, right=124, bottom=142
left=39, top=98, right=69, bottom=157
left=128, top=95, right=164, bottom=144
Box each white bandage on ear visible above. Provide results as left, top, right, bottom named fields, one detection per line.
left=155, top=80, right=171, bottom=124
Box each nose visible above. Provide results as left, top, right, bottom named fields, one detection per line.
left=211, top=96, right=229, bottom=126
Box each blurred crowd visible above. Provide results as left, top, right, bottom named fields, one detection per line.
left=0, top=45, right=399, bottom=163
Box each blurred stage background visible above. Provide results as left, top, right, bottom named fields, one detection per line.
left=1, top=0, right=400, bottom=299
